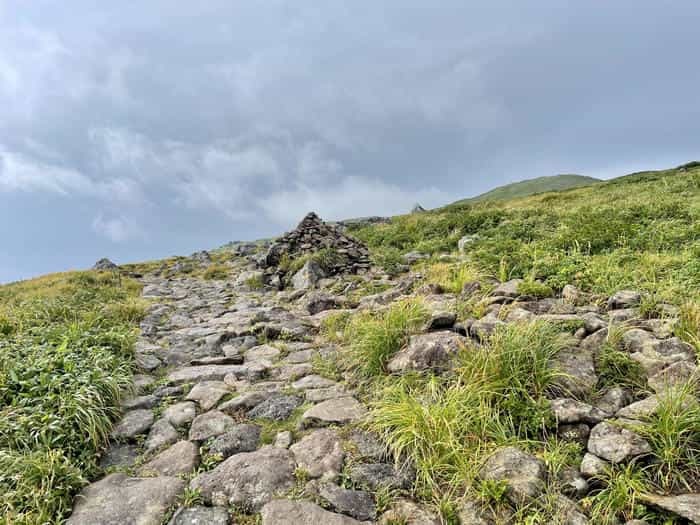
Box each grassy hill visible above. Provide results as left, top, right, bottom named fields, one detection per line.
left=450, top=173, right=600, bottom=206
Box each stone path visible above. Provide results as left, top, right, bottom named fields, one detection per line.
left=66, top=253, right=700, bottom=524
left=67, top=261, right=412, bottom=525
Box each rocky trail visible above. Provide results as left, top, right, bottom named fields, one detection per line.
left=65, top=214, right=700, bottom=525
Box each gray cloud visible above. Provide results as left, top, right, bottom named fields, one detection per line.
left=1, top=0, right=699, bottom=282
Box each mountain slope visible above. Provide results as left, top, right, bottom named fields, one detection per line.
left=451, top=173, right=600, bottom=206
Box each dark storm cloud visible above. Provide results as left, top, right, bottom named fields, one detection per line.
left=1, top=1, right=699, bottom=282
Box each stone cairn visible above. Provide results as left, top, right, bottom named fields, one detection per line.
left=262, top=212, right=371, bottom=274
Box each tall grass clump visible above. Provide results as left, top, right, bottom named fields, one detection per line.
left=369, top=321, right=566, bottom=497
left=423, top=262, right=481, bottom=294
left=0, top=270, right=142, bottom=522
left=344, top=298, right=429, bottom=377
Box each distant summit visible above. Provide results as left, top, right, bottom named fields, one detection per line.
left=449, top=174, right=600, bottom=207
left=411, top=203, right=427, bottom=213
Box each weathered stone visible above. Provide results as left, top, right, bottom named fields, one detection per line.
left=248, top=394, right=302, bottom=420
left=469, top=315, right=505, bottom=341
left=219, top=390, right=274, bottom=413
left=551, top=346, right=598, bottom=397
left=144, top=418, right=179, bottom=453
left=644, top=493, right=700, bottom=524
left=348, top=463, right=413, bottom=491
left=301, top=397, right=367, bottom=427
left=67, top=473, right=185, bottom=525
left=558, top=423, right=591, bottom=446
left=346, top=430, right=389, bottom=462
left=596, top=387, right=634, bottom=416
left=315, top=481, right=376, bottom=521
left=188, top=410, right=236, bottom=441
left=246, top=344, right=281, bottom=362
left=291, top=429, right=345, bottom=479
left=167, top=364, right=247, bottom=385
left=616, top=395, right=660, bottom=419
left=207, top=424, right=261, bottom=458
left=648, top=361, right=697, bottom=392
left=479, top=447, right=546, bottom=506
left=562, top=284, right=581, bottom=304
left=580, top=452, right=609, bottom=478
left=122, top=394, right=158, bottom=410
left=292, top=260, right=326, bottom=290
left=168, top=506, right=229, bottom=525
left=99, top=443, right=139, bottom=470
left=587, top=421, right=651, bottom=463
left=458, top=234, right=479, bottom=253
left=293, top=374, right=337, bottom=390
left=190, top=446, right=296, bottom=510
left=551, top=398, right=608, bottom=425
left=185, top=381, right=230, bottom=411
left=163, top=401, right=197, bottom=427
left=379, top=498, right=440, bottom=525
left=138, top=440, right=199, bottom=477
left=305, top=385, right=350, bottom=402
left=271, top=363, right=313, bottom=381
left=387, top=331, right=465, bottom=373
left=111, top=409, right=154, bottom=440
left=92, top=258, right=118, bottom=270
left=622, top=329, right=695, bottom=375
left=261, top=499, right=369, bottom=525
left=608, top=290, right=642, bottom=309
left=274, top=430, right=293, bottom=448
left=491, top=279, right=523, bottom=298
left=306, top=292, right=344, bottom=315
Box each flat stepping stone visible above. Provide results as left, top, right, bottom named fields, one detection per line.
left=245, top=344, right=281, bottom=362
left=261, top=499, right=369, bottom=525
left=111, top=409, right=154, bottom=440
left=293, top=375, right=337, bottom=390
left=122, top=394, right=158, bottom=410
left=190, top=355, right=243, bottom=365
left=167, top=365, right=247, bottom=385
left=219, top=391, right=275, bottom=413
left=163, top=401, right=197, bottom=427
left=144, top=418, right=179, bottom=453
left=301, top=397, right=367, bottom=428
left=186, top=381, right=230, bottom=411
left=189, top=410, right=236, bottom=441
left=208, top=424, right=261, bottom=458
left=348, top=463, right=413, bottom=491
left=66, top=473, right=185, bottom=525
left=248, top=394, right=302, bottom=421
left=99, top=443, right=139, bottom=470
left=190, top=446, right=295, bottom=510
left=168, top=506, right=229, bottom=525
left=138, top=440, right=200, bottom=477
left=315, top=481, right=376, bottom=521
left=290, top=428, right=344, bottom=479
left=305, top=385, right=350, bottom=403
left=272, top=363, right=313, bottom=381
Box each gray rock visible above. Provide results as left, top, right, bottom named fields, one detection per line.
left=144, top=418, right=179, bottom=453
left=301, top=397, right=367, bottom=427
left=305, top=385, right=350, bottom=402
left=551, top=346, right=598, bottom=397
left=315, top=481, right=376, bottom=521
left=92, top=258, right=118, bottom=270
left=219, top=390, right=274, bottom=413
left=248, top=394, right=302, bottom=420
left=168, top=506, right=229, bottom=525
left=587, top=421, right=651, bottom=463
left=261, top=499, right=369, bottom=525
left=478, top=447, right=546, bottom=506
left=306, top=292, right=344, bottom=315
left=346, top=430, right=389, bottom=462
left=185, top=381, right=230, bottom=411
left=644, top=493, right=700, bottom=524
left=458, top=234, right=479, bottom=253
left=562, top=284, right=581, bottom=304
left=274, top=430, right=293, bottom=448
left=378, top=498, right=440, bottom=525
left=580, top=452, right=609, bottom=478
left=348, top=463, right=413, bottom=491
left=291, top=428, right=345, bottom=480
left=99, top=443, right=140, bottom=470
left=111, top=409, right=154, bottom=440
left=163, top=401, right=197, bottom=427
left=190, top=446, right=296, bottom=510
left=387, top=331, right=464, bottom=373
left=167, top=364, right=248, bottom=385
left=403, top=251, right=429, bottom=264
left=292, top=260, right=326, bottom=290
left=596, top=387, right=634, bottom=416
left=558, top=423, right=591, bottom=446
left=208, top=423, right=261, bottom=458
left=293, top=374, right=337, bottom=390
left=122, top=394, right=159, bottom=410
left=66, top=473, right=185, bottom=525
left=551, top=398, right=608, bottom=425
left=138, top=440, right=200, bottom=477
left=648, top=361, right=697, bottom=392
left=245, top=343, right=281, bottom=362
left=608, top=290, right=642, bottom=309
left=622, top=329, right=695, bottom=375
left=616, top=395, right=660, bottom=419
left=469, top=315, right=505, bottom=342
left=491, top=279, right=523, bottom=298
left=188, top=410, right=236, bottom=441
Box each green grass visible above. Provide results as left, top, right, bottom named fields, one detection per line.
left=450, top=174, right=600, bottom=206
left=343, top=298, right=429, bottom=378
left=0, top=271, right=143, bottom=523
left=367, top=321, right=565, bottom=498
left=350, top=164, right=700, bottom=303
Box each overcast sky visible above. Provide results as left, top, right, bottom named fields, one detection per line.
left=1, top=1, right=699, bottom=283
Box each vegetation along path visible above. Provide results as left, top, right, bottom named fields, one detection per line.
left=3, top=162, right=700, bottom=524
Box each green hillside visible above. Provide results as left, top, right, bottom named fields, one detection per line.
left=451, top=173, right=601, bottom=206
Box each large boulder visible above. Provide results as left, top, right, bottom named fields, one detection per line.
left=292, top=260, right=326, bottom=290
left=387, top=331, right=465, bottom=373
left=67, top=473, right=185, bottom=525
left=644, top=493, right=700, bottom=524
left=478, top=447, right=546, bottom=506
left=190, top=446, right=296, bottom=510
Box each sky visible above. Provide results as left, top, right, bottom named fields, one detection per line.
left=1, top=1, right=699, bottom=283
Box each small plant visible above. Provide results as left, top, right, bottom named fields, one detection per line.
left=636, top=382, right=700, bottom=492
left=475, top=478, right=509, bottom=504
left=320, top=311, right=352, bottom=343
left=424, top=263, right=481, bottom=294
left=203, top=264, right=230, bottom=280
left=676, top=302, right=700, bottom=355
left=595, top=341, right=647, bottom=394
left=584, top=464, right=650, bottom=525
left=244, top=274, right=265, bottom=290
left=180, top=487, right=203, bottom=507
